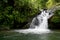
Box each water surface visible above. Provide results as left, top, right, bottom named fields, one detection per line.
left=0, top=30, right=60, bottom=40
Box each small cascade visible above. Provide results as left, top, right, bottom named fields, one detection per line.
left=14, top=9, right=54, bottom=34
left=30, top=10, right=49, bottom=29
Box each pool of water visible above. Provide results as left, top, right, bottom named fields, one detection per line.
left=0, top=30, right=60, bottom=40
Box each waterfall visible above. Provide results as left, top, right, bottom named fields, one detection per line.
left=30, top=10, right=49, bottom=29
left=14, top=9, right=54, bottom=34
left=14, top=3, right=60, bottom=34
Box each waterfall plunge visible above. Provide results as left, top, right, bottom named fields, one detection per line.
left=14, top=10, right=53, bottom=34
left=30, top=10, right=49, bottom=29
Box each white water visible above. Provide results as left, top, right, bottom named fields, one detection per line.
left=14, top=10, right=54, bottom=34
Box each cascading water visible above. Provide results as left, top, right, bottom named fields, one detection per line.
left=14, top=9, right=54, bottom=34
left=30, top=10, right=49, bottom=29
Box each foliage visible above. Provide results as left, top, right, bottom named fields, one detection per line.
left=51, top=10, right=60, bottom=23
left=46, top=0, right=56, bottom=9
left=0, top=0, right=60, bottom=30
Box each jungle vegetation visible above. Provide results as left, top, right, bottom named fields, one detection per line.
left=0, top=0, right=60, bottom=30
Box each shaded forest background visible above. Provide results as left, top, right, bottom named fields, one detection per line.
left=0, top=0, right=60, bottom=30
